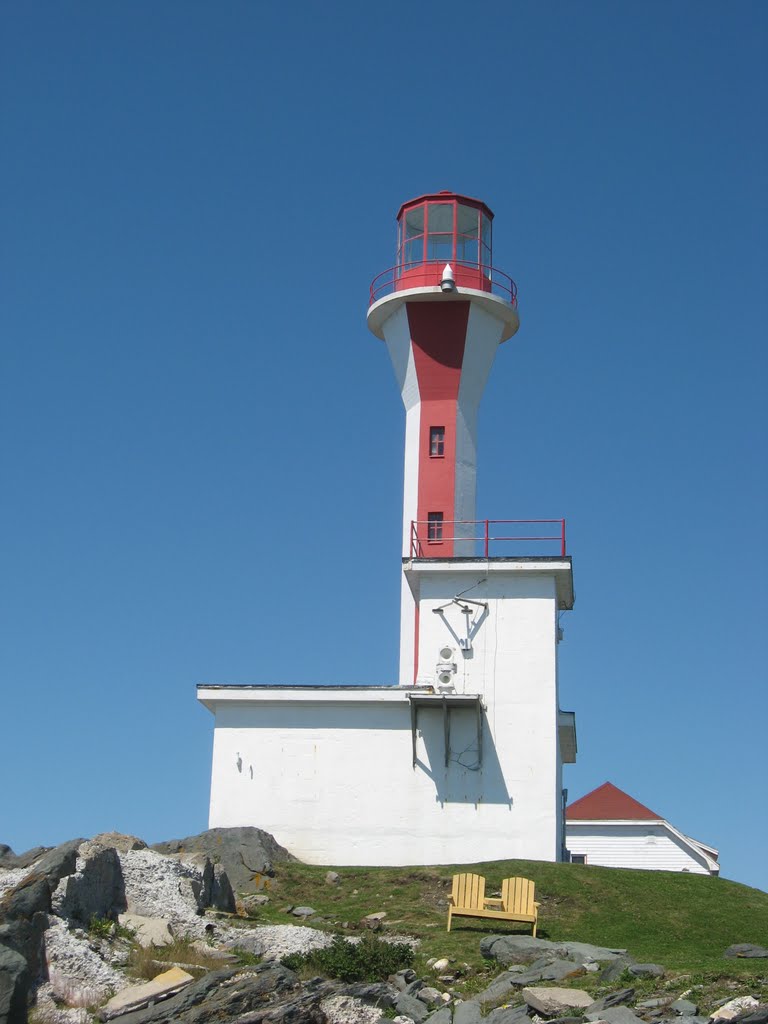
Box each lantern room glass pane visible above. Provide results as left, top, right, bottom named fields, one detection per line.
left=457, top=204, right=479, bottom=237
left=427, top=203, right=453, bottom=234
left=480, top=242, right=491, bottom=271
left=427, top=233, right=452, bottom=261
left=405, top=206, right=424, bottom=239
left=405, top=237, right=423, bottom=265
left=457, top=236, right=479, bottom=265
left=481, top=213, right=492, bottom=248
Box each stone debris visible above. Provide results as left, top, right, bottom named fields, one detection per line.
left=523, top=986, right=596, bottom=1016
left=711, top=997, right=761, bottom=1021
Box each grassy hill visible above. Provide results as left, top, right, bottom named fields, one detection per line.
left=237, top=858, right=768, bottom=1009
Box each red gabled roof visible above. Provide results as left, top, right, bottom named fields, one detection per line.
left=566, top=782, right=661, bottom=821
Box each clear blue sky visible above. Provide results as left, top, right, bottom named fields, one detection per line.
left=2, top=2, right=766, bottom=892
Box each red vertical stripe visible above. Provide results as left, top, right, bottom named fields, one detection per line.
left=407, top=302, right=470, bottom=556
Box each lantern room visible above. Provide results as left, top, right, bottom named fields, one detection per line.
left=396, top=191, right=493, bottom=292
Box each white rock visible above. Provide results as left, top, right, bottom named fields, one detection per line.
left=711, top=997, right=760, bottom=1021
left=118, top=913, right=174, bottom=947
left=44, top=918, right=128, bottom=1006
left=321, top=994, right=383, bottom=1024
left=432, top=957, right=450, bottom=971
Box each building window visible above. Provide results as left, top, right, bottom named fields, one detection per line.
left=427, top=512, right=444, bottom=542
left=429, top=426, right=445, bottom=457
left=570, top=854, right=587, bottom=865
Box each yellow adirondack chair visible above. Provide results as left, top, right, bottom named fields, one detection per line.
left=446, top=874, right=540, bottom=935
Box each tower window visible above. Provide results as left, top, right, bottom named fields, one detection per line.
left=427, top=512, right=444, bottom=542
left=570, top=853, right=587, bottom=865
left=429, top=426, right=445, bottom=457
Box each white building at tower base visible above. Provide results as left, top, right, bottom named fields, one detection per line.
left=199, top=557, right=576, bottom=866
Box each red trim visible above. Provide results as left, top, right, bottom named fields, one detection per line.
left=397, top=191, right=494, bottom=221
left=407, top=302, right=469, bottom=557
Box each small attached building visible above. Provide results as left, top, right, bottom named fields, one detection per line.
left=566, top=782, right=719, bottom=876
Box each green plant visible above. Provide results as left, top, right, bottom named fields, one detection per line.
left=87, top=915, right=114, bottom=939
left=282, top=933, right=414, bottom=983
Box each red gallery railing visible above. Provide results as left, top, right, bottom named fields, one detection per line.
left=409, top=519, right=567, bottom=559
left=369, top=261, right=518, bottom=307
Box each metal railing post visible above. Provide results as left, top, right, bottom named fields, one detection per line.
left=561, top=519, right=566, bottom=557
left=484, top=520, right=489, bottom=558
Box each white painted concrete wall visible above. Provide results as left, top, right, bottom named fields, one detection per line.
left=566, top=823, right=715, bottom=874
left=203, top=563, right=570, bottom=866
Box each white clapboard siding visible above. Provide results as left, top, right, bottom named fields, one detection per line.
left=566, top=822, right=717, bottom=875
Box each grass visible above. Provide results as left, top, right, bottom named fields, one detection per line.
left=234, top=858, right=768, bottom=1012
left=125, top=936, right=233, bottom=981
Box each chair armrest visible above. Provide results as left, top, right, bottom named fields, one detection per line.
left=483, top=897, right=504, bottom=907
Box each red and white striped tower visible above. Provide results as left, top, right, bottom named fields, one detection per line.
left=368, top=191, right=520, bottom=684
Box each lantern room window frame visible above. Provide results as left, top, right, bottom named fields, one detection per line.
left=396, top=195, right=493, bottom=277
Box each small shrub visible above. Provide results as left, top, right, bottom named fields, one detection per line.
left=281, top=933, right=413, bottom=983
left=87, top=915, right=114, bottom=939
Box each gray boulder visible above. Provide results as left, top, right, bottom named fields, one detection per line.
left=481, top=935, right=626, bottom=967
left=600, top=957, right=636, bottom=983
left=672, top=999, right=699, bottom=1017
left=426, top=1008, right=453, bottom=1024
left=395, top=991, right=430, bottom=1022
left=343, top=980, right=398, bottom=1008
left=453, top=1001, right=484, bottom=1024
left=151, top=827, right=296, bottom=894
left=723, top=944, right=768, bottom=959
left=0, top=944, right=29, bottom=1024
left=26, top=838, right=85, bottom=891
left=486, top=1005, right=532, bottom=1024
left=629, top=963, right=665, bottom=979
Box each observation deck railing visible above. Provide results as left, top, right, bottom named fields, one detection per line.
left=409, top=519, right=567, bottom=559
left=369, top=260, right=518, bottom=307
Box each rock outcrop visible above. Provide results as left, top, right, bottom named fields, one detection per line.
left=150, top=826, right=296, bottom=895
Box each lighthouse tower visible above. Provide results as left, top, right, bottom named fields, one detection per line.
left=368, top=192, right=520, bottom=683
left=198, top=190, right=577, bottom=866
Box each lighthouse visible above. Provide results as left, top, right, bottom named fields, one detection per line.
left=368, top=191, right=521, bottom=685
left=198, top=190, right=577, bottom=866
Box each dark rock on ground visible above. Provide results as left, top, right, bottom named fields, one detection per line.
left=476, top=970, right=521, bottom=1006
left=586, top=988, right=636, bottom=1013
left=426, top=1008, right=453, bottom=1024
left=512, top=958, right=584, bottom=985
left=630, top=964, right=665, bottom=979
left=396, top=990, right=430, bottom=1022
left=0, top=907, right=49, bottom=981
left=99, top=962, right=303, bottom=1024
left=734, top=1009, right=768, bottom=1024
left=586, top=1007, right=644, bottom=1024
left=453, top=1001, right=484, bottom=1024
left=672, top=999, right=699, bottom=1016
left=600, top=957, right=637, bottom=983
left=0, top=944, right=29, bottom=1024
left=151, top=828, right=296, bottom=895
left=344, top=980, right=398, bottom=1008
left=481, top=935, right=626, bottom=968
left=486, top=1004, right=531, bottom=1024
left=724, top=944, right=768, bottom=959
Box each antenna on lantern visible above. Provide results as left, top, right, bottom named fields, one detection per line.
left=440, top=263, right=455, bottom=292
